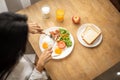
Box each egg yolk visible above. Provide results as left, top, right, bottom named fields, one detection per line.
left=55, top=47, right=62, bottom=54
left=42, top=42, right=48, bottom=49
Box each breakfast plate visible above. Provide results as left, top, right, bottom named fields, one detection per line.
left=39, top=27, right=74, bottom=59
left=77, top=23, right=103, bottom=47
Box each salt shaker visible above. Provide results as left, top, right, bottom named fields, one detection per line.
left=41, top=5, right=50, bottom=19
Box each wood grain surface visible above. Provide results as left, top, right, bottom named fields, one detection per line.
left=18, top=0, right=120, bottom=80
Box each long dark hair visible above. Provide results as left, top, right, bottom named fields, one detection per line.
left=0, top=12, right=28, bottom=80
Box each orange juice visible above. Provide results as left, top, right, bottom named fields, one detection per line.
left=56, top=9, right=64, bottom=22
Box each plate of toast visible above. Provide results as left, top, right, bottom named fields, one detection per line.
left=77, top=23, right=102, bottom=47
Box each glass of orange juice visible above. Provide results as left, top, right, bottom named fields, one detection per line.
left=56, top=9, right=65, bottom=22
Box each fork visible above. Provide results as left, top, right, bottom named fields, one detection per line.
left=43, top=33, right=52, bottom=38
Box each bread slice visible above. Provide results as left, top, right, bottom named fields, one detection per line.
left=81, top=26, right=101, bottom=44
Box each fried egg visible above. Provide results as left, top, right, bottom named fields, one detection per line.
left=42, top=36, right=54, bottom=50
left=54, top=47, right=62, bottom=54
left=51, top=42, right=63, bottom=57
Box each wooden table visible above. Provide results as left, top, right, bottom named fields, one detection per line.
left=18, top=0, right=120, bottom=80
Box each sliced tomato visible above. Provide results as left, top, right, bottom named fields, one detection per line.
left=57, top=41, right=66, bottom=49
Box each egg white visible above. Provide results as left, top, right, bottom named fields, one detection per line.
left=51, top=42, right=60, bottom=57
left=41, top=36, right=54, bottom=50
left=51, top=42, right=66, bottom=57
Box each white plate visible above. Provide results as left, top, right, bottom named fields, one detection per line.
left=39, top=27, right=74, bottom=59
left=77, top=23, right=103, bottom=47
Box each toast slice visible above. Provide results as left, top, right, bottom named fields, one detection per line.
left=81, top=26, right=101, bottom=44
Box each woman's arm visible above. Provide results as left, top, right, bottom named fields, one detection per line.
left=29, top=48, right=52, bottom=80
left=27, top=23, right=52, bottom=80
left=28, top=23, right=44, bottom=34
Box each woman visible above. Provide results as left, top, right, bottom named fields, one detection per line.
left=0, top=12, right=52, bottom=80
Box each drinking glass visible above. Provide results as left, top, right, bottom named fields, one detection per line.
left=41, top=5, right=50, bottom=19
left=56, top=9, right=64, bottom=22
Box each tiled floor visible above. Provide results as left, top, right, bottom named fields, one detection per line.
left=110, top=0, right=120, bottom=12
left=93, top=62, right=120, bottom=80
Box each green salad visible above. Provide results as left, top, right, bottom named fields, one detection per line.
left=59, top=28, right=72, bottom=47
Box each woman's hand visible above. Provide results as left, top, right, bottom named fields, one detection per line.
left=28, top=23, right=44, bottom=34
left=36, top=48, right=52, bottom=72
